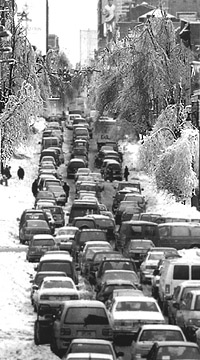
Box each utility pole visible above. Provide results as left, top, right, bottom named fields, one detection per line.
left=46, top=0, right=49, bottom=53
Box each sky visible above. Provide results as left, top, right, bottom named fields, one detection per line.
left=16, top=0, right=98, bottom=66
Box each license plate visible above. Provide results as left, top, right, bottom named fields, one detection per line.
left=76, top=330, right=96, bottom=337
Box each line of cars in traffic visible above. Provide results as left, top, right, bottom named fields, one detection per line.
left=18, top=111, right=200, bottom=359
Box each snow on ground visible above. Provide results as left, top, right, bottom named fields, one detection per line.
left=0, top=118, right=200, bottom=359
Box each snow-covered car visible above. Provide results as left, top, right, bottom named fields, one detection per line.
left=130, top=324, right=186, bottom=360
left=107, top=296, right=165, bottom=338
left=30, top=271, right=67, bottom=306
left=50, top=300, right=113, bottom=357
left=33, top=275, right=79, bottom=312
left=63, top=338, right=123, bottom=360
left=26, top=234, right=58, bottom=262
left=140, top=251, right=164, bottom=283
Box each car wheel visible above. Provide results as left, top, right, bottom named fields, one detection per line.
left=34, top=320, right=40, bottom=345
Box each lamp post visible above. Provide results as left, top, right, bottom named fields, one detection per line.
left=46, top=0, right=49, bottom=53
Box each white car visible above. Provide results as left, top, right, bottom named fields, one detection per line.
left=55, top=226, right=78, bottom=238
left=63, top=338, right=123, bottom=360
left=130, top=324, right=186, bottom=360
left=33, top=276, right=79, bottom=311
left=108, top=296, right=165, bottom=337
left=140, top=251, right=164, bottom=283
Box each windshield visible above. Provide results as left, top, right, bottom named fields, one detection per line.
left=64, top=307, right=108, bottom=325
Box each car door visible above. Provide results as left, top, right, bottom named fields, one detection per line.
left=176, top=292, right=193, bottom=328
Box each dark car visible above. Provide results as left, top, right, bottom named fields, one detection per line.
left=112, top=187, right=142, bottom=213
left=40, top=149, right=60, bottom=166
left=103, top=160, right=122, bottom=182
left=86, top=215, right=116, bottom=243
left=19, top=219, right=52, bottom=244
left=68, top=200, right=100, bottom=224
left=67, top=158, right=86, bottom=179
left=26, top=234, right=58, bottom=262
left=146, top=341, right=200, bottom=360
left=95, top=258, right=137, bottom=290
left=116, top=220, right=159, bottom=250
left=43, top=205, right=65, bottom=227
left=18, top=209, right=51, bottom=240
left=123, top=239, right=155, bottom=270
left=88, top=251, right=121, bottom=284
left=96, top=279, right=137, bottom=303
left=73, top=229, right=108, bottom=261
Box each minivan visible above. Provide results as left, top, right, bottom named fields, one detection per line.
left=159, top=254, right=200, bottom=315
left=35, top=252, right=78, bottom=284
left=51, top=300, right=113, bottom=357
left=157, top=222, right=200, bottom=249
left=68, top=200, right=100, bottom=225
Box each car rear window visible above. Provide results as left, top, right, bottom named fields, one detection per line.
left=140, top=329, right=184, bottom=342
left=80, top=231, right=107, bottom=243
left=39, top=262, right=72, bottom=276
left=64, top=307, right=109, bottom=325
left=32, top=239, right=54, bottom=246
left=173, top=265, right=189, bottom=280
left=25, top=213, right=45, bottom=221
left=27, top=220, right=49, bottom=228
left=43, top=280, right=73, bottom=289
left=71, top=343, right=112, bottom=355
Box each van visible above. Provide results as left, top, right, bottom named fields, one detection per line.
left=116, top=220, right=159, bottom=250
left=157, top=222, right=200, bottom=249
left=36, top=252, right=78, bottom=284
left=159, top=253, right=200, bottom=315
left=42, top=137, right=61, bottom=150
left=68, top=200, right=100, bottom=225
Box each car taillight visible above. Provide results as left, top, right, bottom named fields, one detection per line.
left=102, top=328, right=113, bottom=337
left=60, top=327, right=71, bottom=336
left=165, top=284, right=170, bottom=294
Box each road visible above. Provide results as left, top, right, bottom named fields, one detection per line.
left=0, top=123, right=150, bottom=360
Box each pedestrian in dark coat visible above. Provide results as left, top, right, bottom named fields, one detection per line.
left=32, top=178, right=38, bottom=197
left=63, top=182, right=70, bottom=201
left=17, top=166, right=25, bottom=180
left=124, top=165, right=129, bottom=181
left=4, top=165, right=11, bottom=179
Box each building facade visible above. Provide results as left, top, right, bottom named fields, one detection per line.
left=80, top=29, right=97, bottom=67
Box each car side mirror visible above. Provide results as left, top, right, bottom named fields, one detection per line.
left=32, top=284, right=39, bottom=290
left=34, top=265, right=38, bottom=271
left=116, top=352, right=124, bottom=358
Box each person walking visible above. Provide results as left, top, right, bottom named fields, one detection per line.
left=4, top=165, right=12, bottom=180
left=124, top=165, right=129, bottom=181
left=17, top=166, right=25, bottom=180
left=63, top=181, right=70, bottom=202
left=32, top=178, right=38, bottom=197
